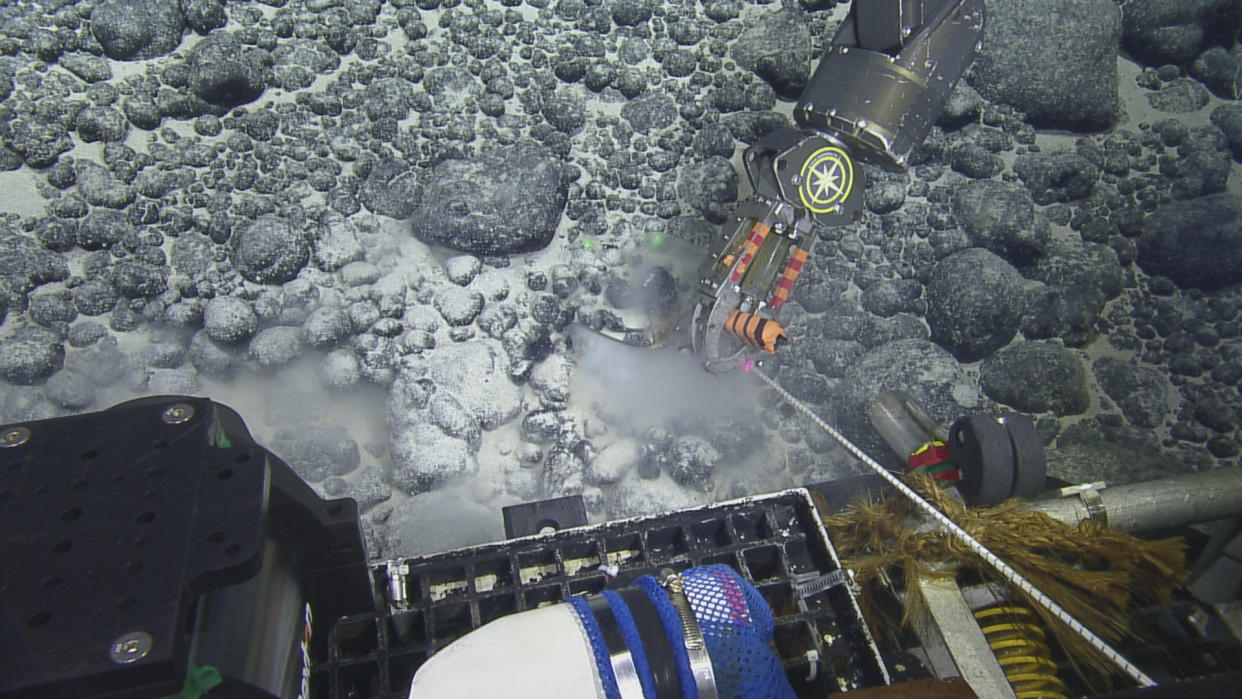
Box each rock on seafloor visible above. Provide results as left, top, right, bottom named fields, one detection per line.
left=971, top=0, right=1122, bottom=130
left=409, top=144, right=571, bottom=255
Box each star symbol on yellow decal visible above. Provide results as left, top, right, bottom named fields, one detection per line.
left=810, top=159, right=846, bottom=200
left=798, top=146, right=853, bottom=214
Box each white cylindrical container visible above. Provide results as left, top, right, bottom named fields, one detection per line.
left=408, top=603, right=607, bottom=699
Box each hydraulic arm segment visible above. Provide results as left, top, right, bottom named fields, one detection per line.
left=688, top=0, right=984, bottom=371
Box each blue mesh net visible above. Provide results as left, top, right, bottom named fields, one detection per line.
left=565, top=594, right=622, bottom=699
left=636, top=574, right=697, bottom=698
left=682, top=565, right=797, bottom=699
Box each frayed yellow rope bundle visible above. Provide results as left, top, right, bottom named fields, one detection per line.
left=819, top=474, right=1187, bottom=678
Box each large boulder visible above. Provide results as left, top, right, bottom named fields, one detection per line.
left=730, top=7, right=813, bottom=99
left=248, top=327, right=304, bottom=369
left=951, top=180, right=1048, bottom=265
left=189, top=31, right=270, bottom=107
left=1191, top=47, right=1242, bottom=100
left=1159, top=125, right=1232, bottom=200
left=410, top=144, right=569, bottom=255
left=428, top=341, right=523, bottom=429
left=76, top=164, right=135, bottom=210
left=389, top=419, right=476, bottom=496
left=1020, top=283, right=1105, bottom=348
left=925, top=248, right=1028, bottom=362
left=203, top=296, right=259, bottom=344
left=231, top=215, right=309, bottom=285
left=979, top=341, right=1089, bottom=416
left=1136, top=193, right=1242, bottom=291
left=970, top=0, right=1121, bottom=130
left=313, top=213, right=365, bottom=271
left=108, top=260, right=168, bottom=299
left=91, top=0, right=185, bottom=60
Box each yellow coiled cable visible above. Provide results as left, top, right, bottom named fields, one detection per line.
left=974, top=605, right=1068, bottom=699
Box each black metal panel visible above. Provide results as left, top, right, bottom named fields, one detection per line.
left=0, top=397, right=372, bottom=699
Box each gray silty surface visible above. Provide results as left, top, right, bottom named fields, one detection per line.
left=1, top=0, right=1242, bottom=559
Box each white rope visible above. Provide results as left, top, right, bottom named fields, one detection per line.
left=752, top=368, right=1157, bottom=688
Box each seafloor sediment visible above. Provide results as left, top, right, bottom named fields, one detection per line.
left=2, top=0, right=1242, bottom=558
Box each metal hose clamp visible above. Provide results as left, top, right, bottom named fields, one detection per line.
left=1058, top=482, right=1109, bottom=527
left=584, top=595, right=644, bottom=699
left=661, top=572, right=718, bottom=699
left=1079, top=485, right=1108, bottom=527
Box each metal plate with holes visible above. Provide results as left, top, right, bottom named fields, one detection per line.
left=0, top=396, right=266, bottom=697
left=0, top=396, right=372, bottom=699
left=313, top=490, right=888, bottom=699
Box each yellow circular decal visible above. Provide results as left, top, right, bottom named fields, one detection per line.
left=798, top=146, right=853, bottom=214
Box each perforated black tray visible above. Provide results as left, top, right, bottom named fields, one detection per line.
left=313, top=489, right=888, bottom=698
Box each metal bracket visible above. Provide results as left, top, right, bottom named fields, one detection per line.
left=1058, top=482, right=1109, bottom=527
left=385, top=561, right=411, bottom=611
left=501, top=495, right=588, bottom=538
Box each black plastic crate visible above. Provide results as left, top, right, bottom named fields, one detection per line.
left=314, top=489, right=888, bottom=697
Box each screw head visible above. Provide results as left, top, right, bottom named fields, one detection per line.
left=161, top=403, right=194, bottom=425
left=110, top=631, right=153, bottom=664
left=1, top=426, right=30, bottom=448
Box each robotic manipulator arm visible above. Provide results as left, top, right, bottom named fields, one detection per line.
left=690, top=0, right=985, bottom=372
